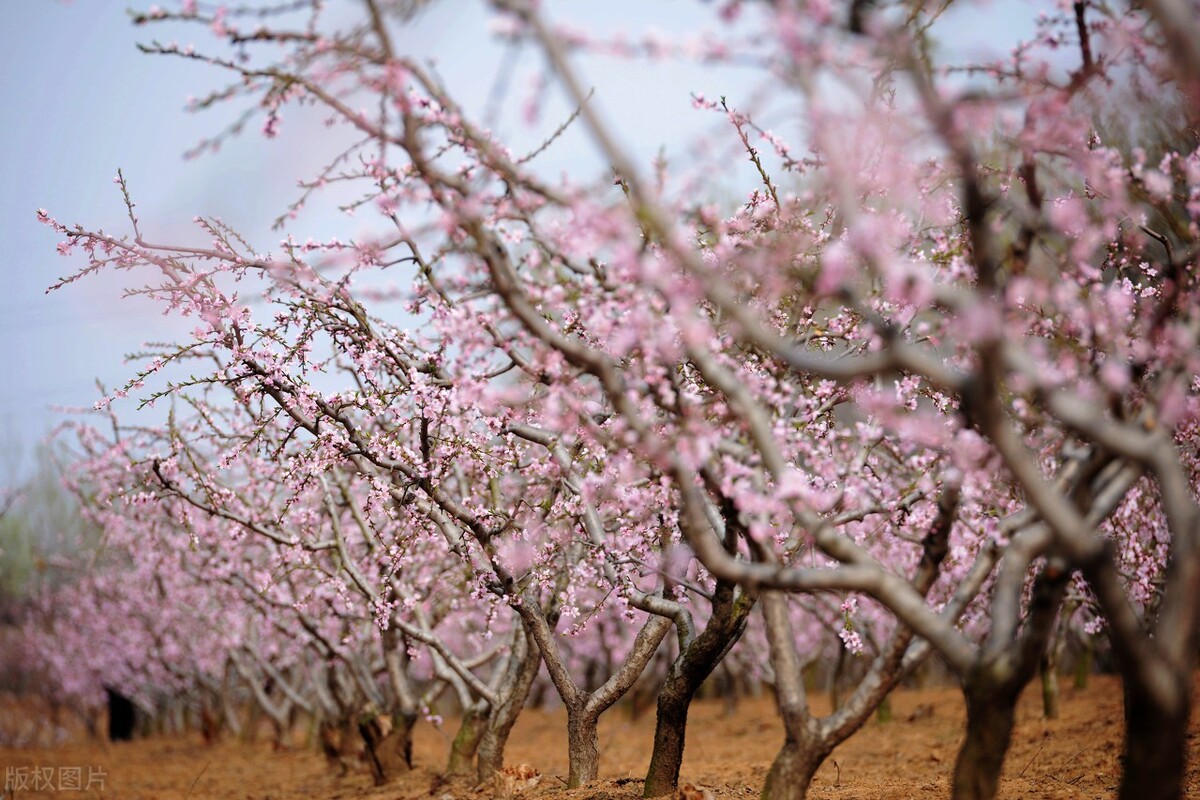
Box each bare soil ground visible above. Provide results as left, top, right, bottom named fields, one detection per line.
left=3, top=673, right=1198, bottom=799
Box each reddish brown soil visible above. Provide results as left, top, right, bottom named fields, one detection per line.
left=3, top=673, right=1199, bottom=799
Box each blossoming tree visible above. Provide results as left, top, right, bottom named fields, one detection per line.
left=33, top=1, right=1200, bottom=799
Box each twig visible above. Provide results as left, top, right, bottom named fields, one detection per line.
left=517, top=88, right=594, bottom=165
left=1073, top=1, right=1093, bottom=72
left=1018, top=741, right=1045, bottom=777
left=1055, top=745, right=1089, bottom=776
left=184, top=760, right=212, bottom=799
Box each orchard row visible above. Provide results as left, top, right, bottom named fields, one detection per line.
left=19, top=2, right=1200, bottom=798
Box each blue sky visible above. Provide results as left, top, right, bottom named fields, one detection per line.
left=0, top=1, right=771, bottom=476
left=0, top=1, right=1034, bottom=480
left=2, top=2, right=295, bottom=472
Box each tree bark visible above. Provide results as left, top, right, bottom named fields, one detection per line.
left=1079, top=486, right=1199, bottom=800
left=755, top=485, right=963, bottom=800
left=1072, top=635, right=1091, bottom=689
left=477, top=629, right=542, bottom=783
left=513, top=585, right=671, bottom=789
left=319, top=716, right=359, bottom=774
left=1119, top=672, right=1190, bottom=800
left=951, top=678, right=1020, bottom=800
left=759, top=591, right=831, bottom=800
left=566, top=706, right=600, bottom=788
left=762, top=740, right=828, bottom=800
left=220, top=667, right=244, bottom=737
left=644, top=684, right=689, bottom=797
left=951, top=555, right=1070, bottom=799
left=475, top=728, right=509, bottom=782
left=1040, top=597, right=1077, bottom=720
left=448, top=703, right=488, bottom=776
left=644, top=583, right=753, bottom=797
left=359, top=714, right=389, bottom=786
left=1041, top=657, right=1060, bottom=719
left=374, top=623, right=419, bottom=780
left=358, top=707, right=416, bottom=785
left=1039, top=653, right=1059, bottom=720
left=391, top=709, right=418, bottom=771
left=241, top=697, right=262, bottom=743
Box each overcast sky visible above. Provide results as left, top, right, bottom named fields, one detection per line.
left=0, top=1, right=1032, bottom=481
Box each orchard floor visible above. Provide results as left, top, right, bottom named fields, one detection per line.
left=4, top=673, right=1199, bottom=799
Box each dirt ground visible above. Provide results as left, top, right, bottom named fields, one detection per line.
left=3, top=673, right=1199, bottom=799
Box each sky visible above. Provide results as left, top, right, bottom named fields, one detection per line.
left=1, top=2, right=300, bottom=474
left=0, top=0, right=1033, bottom=482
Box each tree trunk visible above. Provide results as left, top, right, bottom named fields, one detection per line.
left=953, top=557, right=1069, bottom=799
left=381, top=620, right=420, bottom=774
left=644, top=582, right=753, bottom=797
left=644, top=682, right=689, bottom=797
left=359, top=716, right=389, bottom=786
left=358, top=708, right=416, bottom=785
left=829, top=640, right=847, bottom=712
left=105, top=688, right=136, bottom=742
left=476, top=707, right=520, bottom=782
left=220, top=683, right=243, bottom=738
left=951, top=681, right=1020, bottom=800
left=448, top=703, right=488, bottom=776
left=876, top=694, right=892, bottom=723
left=1039, top=653, right=1059, bottom=720
left=477, top=630, right=541, bottom=783
left=389, top=710, right=418, bottom=771
left=270, top=714, right=289, bottom=750
left=717, top=661, right=740, bottom=717
left=566, top=707, right=600, bottom=788
left=761, top=740, right=827, bottom=800
left=1072, top=636, right=1091, bottom=689
left=302, top=711, right=319, bottom=751
left=1119, top=674, right=1189, bottom=800
left=511, top=587, right=669, bottom=790
left=241, top=697, right=262, bottom=743
left=319, top=716, right=359, bottom=775
left=476, top=730, right=507, bottom=783
left=759, top=591, right=829, bottom=800
left=200, top=703, right=221, bottom=745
